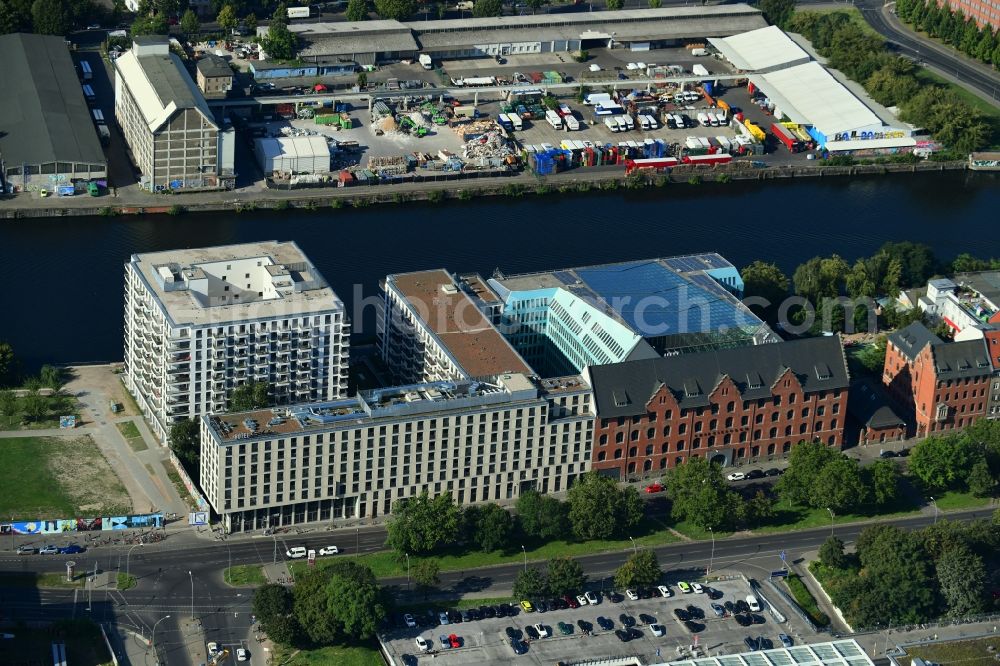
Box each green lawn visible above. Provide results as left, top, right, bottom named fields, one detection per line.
left=795, top=7, right=881, bottom=37
left=0, top=572, right=85, bottom=589
left=930, top=489, right=994, bottom=511
left=902, top=637, right=1000, bottom=666
left=783, top=574, right=830, bottom=627
left=269, top=642, right=383, bottom=666
left=115, top=420, right=148, bottom=452
left=1, top=619, right=112, bottom=666
left=0, top=392, right=81, bottom=430
left=117, top=573, right=137, bottom=590
left=914, top=68, right=1000, bottom=149
left=751, top=494, right=923, bottom=535
left=225, top=564, right=267, bottom=586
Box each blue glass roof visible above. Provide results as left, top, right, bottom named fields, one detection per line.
left=574, top=260, right=753, bottom=337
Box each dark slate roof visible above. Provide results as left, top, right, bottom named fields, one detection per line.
left=589, top=336, right=850, bottom=418
left=196, top=54, right=232, bottom=78
left=848, top=379, right=904, bottom=429
left=931, top=339, right=991, bottom=380
left=887, top=321, right=941, bottom=362
left=0, top=33, right=105, bottom=168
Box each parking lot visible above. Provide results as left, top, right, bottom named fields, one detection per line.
left=381, top=575, right=818, bottom=665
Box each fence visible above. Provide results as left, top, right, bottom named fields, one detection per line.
left=764, top=577, right=818, bottom=632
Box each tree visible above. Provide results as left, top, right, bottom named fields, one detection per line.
left=524, top=0, right=546, bottom=12
left=648, top=0, right=661, bottom=7
left=878, top=242, right=939, bottom=288
left=293, top=561, right=386, bottom=643
left=131, top=14, right=169, bottom=35
left=868, top=459, right=901, bottom=505
left=909, top=435, right=977, bottom=491
left=758, top=0, right=795, bottom=28
left=169, top=418, right=200, bottom=481
left=0, top=390, right=16, bottom=419
left=614, top=549, right=661, bottom=590
left=856, top=336, right=887, bottom=375
left=818, top=535, right=848, bottom=569
left=385, top=491, right=461, bottom=555
left=516, top=490, right=567, bottom=541
left=737, top=490, right=776, bottom=528
left=472, top=0, right=502, bottom=16
left=0, top=341, right=17, bottom=388
left=31, top=0, right=71, bottom=35
left=664, top=457, right=739, bottom=531
left=346, top=0, right=368, bottom=20
left=966, top=459, right=996, bottom=497
left=777, top=440, right=841, bottom=507
left=0, top=0, right=34, bottom=34
left=469, top=503, right=513, bottom=552
left=813, top=457, right=868, bottom=513
left=546, top=557, right=585, bottom=596
left=937, top=544, right=986, bottom=616
left=229, top=381, right=269, bottom=411
left=512, top=567, right=548, bottom=600
left=180, top=8, right=199, bottom=35
left=792, top=255, right=850, bottom=304
left=21, top=392, right=47, bottom=423
left=39, top=364, right=63, bottom=390
left=216, top=3, right=238, bottom=34
left=411, top=559, right=441, bottom=599
left=244, top=11, right=257, bottom=31
left=849, top=524, right=939, bottom=625
left=253, top=583, right=293, bottom=625
left=266, top=614, right=299, bottom=646
left=605, top=0, right=623, bottom=8
left=261, top=2, right=298, bottom=59
left=740, top=260, right=790, bottom=324
left=566, top=472, right=642, bottom=541
left=373, top=0, right=416, bottom=19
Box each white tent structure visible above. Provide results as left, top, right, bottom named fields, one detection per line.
left=254, top=135, right=331, bottom=174
left=708, top=25, right=810, bottom=73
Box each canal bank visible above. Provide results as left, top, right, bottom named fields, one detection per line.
left=0, top=159, right=969, bottom=219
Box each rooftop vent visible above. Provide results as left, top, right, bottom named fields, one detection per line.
left=612, top=390, right=630, bottom=407
left=440, top=284, right=458, bottom=295
left=814, top=363, right=832, bottom=381
left=683, top=379, right=701, bottom=398
left=745, top=372, right=764, bottom=390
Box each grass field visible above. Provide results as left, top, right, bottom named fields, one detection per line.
left=903, top=637, right=1000, bottom=666
left=2, top=619, right=112, bottom=666
left=117, top=573, right=137, bottom=590
left=115, top=421, right=147, bottom=452
left=0, top=436, right=132, bottom=519
left=930, top=489, right=994, bottom=511
left=225, top=564, right=267, bottom=586
left=269, top=642, right=383, bottom=666
left=795, top=7, right=881, bottom=38
left=0, top=393, right=81, bottom=430
left=783, top=574, right=830, bottom=627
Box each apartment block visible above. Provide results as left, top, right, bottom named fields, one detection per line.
left=883, top=322, right=992, bottom=436
left=114, top=36, right=235, bottom=191
left=124, top=241, right=349, bottom=442
left=585, top=336, right=850, bottom=479
left=195, top=54, right=234, bottom=99
left=199, top=373, right=594, bottom=532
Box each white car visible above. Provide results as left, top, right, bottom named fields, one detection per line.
left=746, top=595, right=761, bottom=612
left=285, top=546, right=307, bottom=559
left=589, top=63, right=602, bottom=72
left=651, top=623, right=666, bottom=637
left=415, top=636, right=430, bottom=652
left=39, top=545, right=59, bottom=555
left=585, top=591, right=599, bottom=605
left=207, top=642, right=219, bottom=655
left=626, top=588, right=640, bottom=601
left=692, top=582, right=704, bottom=594
left=236, top=648, right=248, bottom=662
left=726, top=471, right=746, bottom=481
left=657, top=585, right=672, bottom=598
left=404, top=613, right=416, bottom=628
left=626, top=62, right=639, bottom=70
left=318, top=546, right=340, bottom=556
left=534, top=623, right=550, bottom=638
left=576, top=594, right=589, bottom=606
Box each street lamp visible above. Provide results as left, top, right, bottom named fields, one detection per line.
left=930, top=496, right=939, bottom=524
left=521, top=545, right=527, bottom=572
left=126, top=543, right=143, bottom=581
left=151, top=614, right=171, bottom=664
left=628, top=536, right=637, bottom=555
left=707, top=527, right=715, bottom=575
left=188, top=570, right=194, bottom=620
left=826, top=507, right=835, bottom=537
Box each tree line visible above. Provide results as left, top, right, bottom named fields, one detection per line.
left=908, top=419, right=1000, bottom=498
left=787, top=11, right=993, bottom=153
left=895, top=0, right=1000, bottom=69
left=0, top=0, right=106, bottom=36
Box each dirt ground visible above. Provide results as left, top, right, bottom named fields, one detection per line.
left=48, top=435, right=132, bottom=515
left=66, top=364, right=138, bottom=418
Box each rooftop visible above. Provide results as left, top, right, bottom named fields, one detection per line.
left=254, top=135, right=331, bottom=163
left=130, top=241, right=343, bottom=327
left=588, top=335, right=850, bottom=417
left=888, top=321, right=992, bottom=379
left=196, top=53, right=233, bottom=78
left=0, top=33, right=106, bottom=169
left=661, top=639, right=875, bottom=666
left=953, top=270, right=1000, bottom=312
left=389, top=270, right=533, bottom=378
left=888, top=321, right=942, bottom=361
left=281, top=20, right=419, bottom=58
left=848, top=378, right=905, bottom=430
left=708, top=25, right=810, bottom=73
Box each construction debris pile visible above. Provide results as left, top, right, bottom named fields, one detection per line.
left=367, top=155, right=409, bottom=175
left=462, top=129, right=518, bottom=169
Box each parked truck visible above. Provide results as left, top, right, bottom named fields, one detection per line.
left=497, top=113, right=514, bottom=131
left=287, top=6, right=312, bottom=18
left=419, top=54, right=433, bottom=69
left=545, top=109, right=563, bottom=129
left=564, top=114, right=580, bottom=131
left=771, top=122, right=803, bottom=152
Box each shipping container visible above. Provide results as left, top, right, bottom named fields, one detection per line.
left=624, top=157, right=679, bottom=174
left=287, top=6, right=312, bottom=18
left=771, top=122, right=803, bottom=152
left=692, top=64, right=710, bottom=77
left=509, top=114, right=522, bottom=130
left=682, top=153, right=732, bottom=165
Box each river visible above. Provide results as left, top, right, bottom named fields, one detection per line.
left=2, top=171, right=999, bottom=370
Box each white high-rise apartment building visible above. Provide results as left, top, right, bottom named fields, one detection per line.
left=124, top=241, right=349, bottom=441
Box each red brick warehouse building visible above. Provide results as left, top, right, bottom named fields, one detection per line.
left=882, top=321, right=992, bottom=437
left=585, top=336, right=850, bottom=480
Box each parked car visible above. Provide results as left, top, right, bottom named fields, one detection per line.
left=498, top=603, right=514, bottom=616
left=747, top=469, right=765, bottom=479
left=677, top=581, right=692, bottom=593
left=625, top=588, right=640, bottom=601
left=684, top=620, right=703, bottom=633
left=686, top=605, right=704, bottom=620
left=558, top=621, right=573, bottom=635
left=607, top=591, right=624, bottom=603
left=645, top=482, right=664, bottom=493
left=759, top=636, right=774, bottom=649
left=638, top=613, right=657, bottom=625
left=16, top=545, right=36, bottom=555
left=207, top=642, right=219, bottom=655
left=403, top=613, right=416, bottom=628
left=318, top=546, right=339, bottom=555
left=520, top=600, right=534, bottom=613
left=779, top=633, right=793, bottom=647
left=39, top=545, right=59, bottom=555
left=752, top=614, right=766, bottom=625
left=585, top=591, right=600, bottom=605
left=615, top=629, right=631, bottom=642
left=726, top=472, right=746, bottom=481
left=438, top=611, right=450, bottom=625
left=879, top=450, right=897, bottom=458
left=735, top=613, right=752, bottom=626
left=711, top=603, right=726, bottom=617
left=764, top=468, right=782, bottom=477
left=524, top=625, right=540, bottom=640
left=534, top=599, right=548, bottom=613
left=563, top=594, right=580, bottom=609
left=657, top=585, right=672, bottom=598
left=639, top=588, right=655, bottom=599
left=576, top=594, right=589, bottom=606
left=577, top=619, right=593, bottom=633
left=724, top=601, right=736, bottom=614
left=505, top=626, right=520, bottom=639
left=481, top=605, right=497, bottom=618
left=736, top=600, right=751, bottom=613
left=745, top=636, right=760, bottom=651
left=651, top=623, right=666, bottom=636
left=533, top=623, right=550, bottom=638
left=59, top=545, right=84, bottom=554
left=236, top=648, right=248, bottom=662
left=619, top=613, right=636, bottom=627
left=448, top=634, right=461, bottom=648
left=746, top=595, right=761, bottom=612
left=510, top=639, right=527, bottom=654
left=596, top=616, right=614, bottom=630
left=691, top=582, right=704, bottom=594
left=673, top=608, right=690, bottom=622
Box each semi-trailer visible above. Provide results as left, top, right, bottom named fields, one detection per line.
left=682, top=153, right=732, bottom=165
left=771, top=122, right=803, bottom=152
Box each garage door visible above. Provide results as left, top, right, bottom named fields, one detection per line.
left=630, top=42, right=650, bottom=51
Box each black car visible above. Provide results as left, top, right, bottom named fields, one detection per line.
left=897, top=447, right=910, bottom=457
left=639, top=588, right=654, bottom=599
left=666, top=117, right=677, bottom=129
left=684, top=620, right=703, bottom=633
left=880, top=449, right=897, bottom=458
left=747, top=469, right=765, bottom=479
left=764, top=468, right=782, bottom=477
left=705, top=587, right=723, bottom=600
left=759, top=637, right=774, bottom=650
left=448, top=610, right=462, bottom=623
left=525, top=625, right=540, bottom=640
left=735, top=613, right=752, bottom=627
left=505, top=626, right=521, bottom=640
left=425, top=610, right=439, bottom=626
left=461, top=610, right=472, bottom=622
left=577, top=619, right=593, bottom=633
left=673, top=608, right=690, bottom=622
left=553, top=597, right=569, bottom=610
left=724, top=601, right=736, bottom=614
left=597, top=616, right=614, bottom=631
left=607, top=591, right=624, bottom=603
left=638, top=613, right=657, bottom=626
left=628, top=627, right=643, bottom=640
left=499, top=603, right=515, bottom=617
left=686, top=605, right=704, bottom=620
left=745, top=636, right=760, bottom=651
left=481, top=605, right=496, bottom=618
left=752, top=614, right=766, bottom=625
left=467, top=608, right=482, bottom=621
left=546, top=598, right=560, bottom=611
left=511, top=639, right=528, bottom=655
left=619, top=613, right=636, bottom=628
left=615, top=629, right=631, bottom=642
left=736, top=600, right=751, bottom=614
left=535, top=600, right=548, bottom=613
left=402, top=655, right=418, bottom=666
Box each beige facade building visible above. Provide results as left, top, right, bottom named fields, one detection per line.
left=114, top=36, right=234, bottom=191
left=195, top=54, right=233, bottom=99
left=200, top=373, right=594, bottom=532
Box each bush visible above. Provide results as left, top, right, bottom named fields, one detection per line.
left=426, top=189, right=445, bottom=203
left=274, top=199, right=291, bottom=210
left=167, top=204, right=186, bottom=216
left=784, top=575, right=831, bottom=627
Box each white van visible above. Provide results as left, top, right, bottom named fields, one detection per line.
left=697, top=112, right=710, bottom=127
left=605, top=117, right=620, bottom=132
left=564, top=114, right=580, bottom=131
left=545, top=109, right=563, bottom=129
left=623, top=115, right=635, bottom=131
left=645, top=114, right=659, bottom=130
left=616, top=116, right=629, bottom=132
left=639, top=115, right=651, bottom=131
left=286, top=546, right=307, bottom=559
left=746, top=595, right=761, bottom=612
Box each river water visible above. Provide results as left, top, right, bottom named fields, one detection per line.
left=2, top=171, right=998, bottom=370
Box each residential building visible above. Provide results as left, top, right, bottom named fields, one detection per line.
left=585, top=336, right=850, bottom=479
left=124, top=241, right=350, bottom=442
left=847, top=378, right=906, bottom=444
left=199, top=372, right=594, bottom=532
left=883, top=321, right=992, bottom=436
left=0, top=33, right=106, bottom=193
left=195, top=54, right=233, bottom=99
left=114, top=36, right=235, bottom=191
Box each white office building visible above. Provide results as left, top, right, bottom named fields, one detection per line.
left=199, top=372, right=593, bottom=532
left=124, top=241, right=350, bottom=442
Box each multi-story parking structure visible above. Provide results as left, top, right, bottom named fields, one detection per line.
left=200, top=372, right=593, bottom=532
left=124, top=241, right=349, bottom=442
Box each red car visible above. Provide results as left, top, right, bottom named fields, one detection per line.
left=645, top=483, right=664, bottom=493
left=563, top=594, right=580, bottom=609
left=448, top=634, right=461, bottom=648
